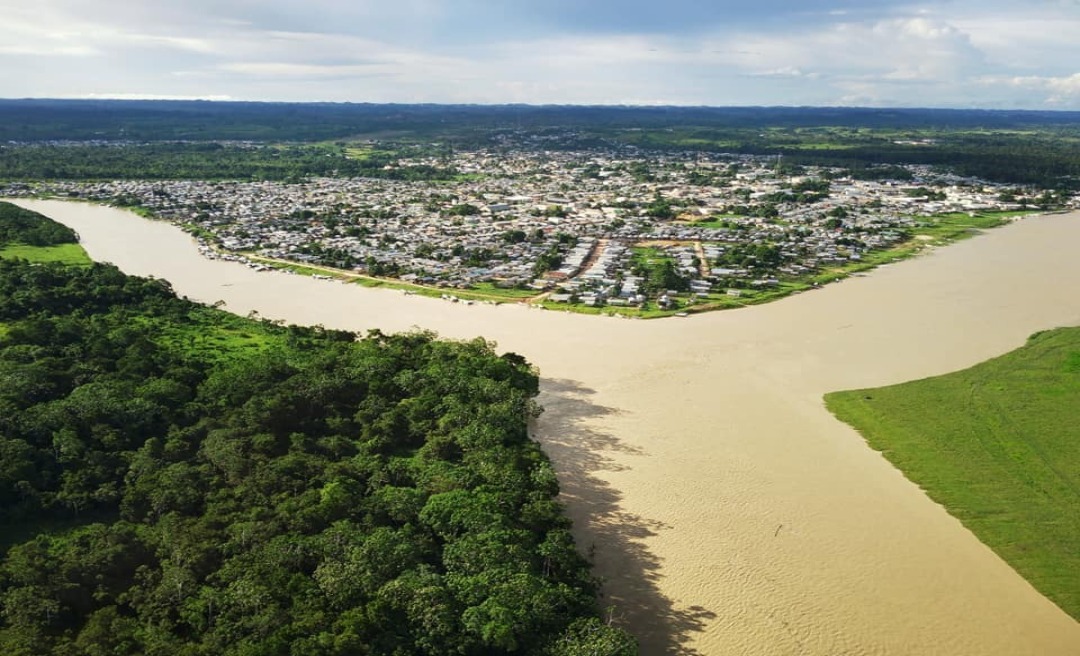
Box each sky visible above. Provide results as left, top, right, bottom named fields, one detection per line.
left=3, top=0, right=1080, bottom=109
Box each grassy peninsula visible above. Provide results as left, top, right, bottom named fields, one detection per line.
left=826, top=328, right=1080, bottom=620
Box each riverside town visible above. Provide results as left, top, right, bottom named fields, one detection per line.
left=5, top=143, right=1071, bottom=317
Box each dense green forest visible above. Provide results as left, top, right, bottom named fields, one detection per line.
left=1, top=100, right=1078, bottom=187
left=0, top=208, right=635, bottom=654
left=0, top=203, right=78, bottom=247
left=679, top=131, right=1080, bottom=188
left=4, top=130, right=1077, bottom=188
left=0, top=143, right=456, bottom=183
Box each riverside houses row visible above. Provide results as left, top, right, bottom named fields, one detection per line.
left=7, top=147, right=1066, bottom=309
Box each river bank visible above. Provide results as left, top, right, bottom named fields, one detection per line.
left=12, top=198, right=1080, bottom=655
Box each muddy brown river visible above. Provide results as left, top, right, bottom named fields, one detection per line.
left=14, top=199, right=1080, bottom=654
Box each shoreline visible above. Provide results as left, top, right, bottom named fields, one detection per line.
left=9, top=193, right=1051, bottom=320
left=11, top=198, right=1080, bottom=654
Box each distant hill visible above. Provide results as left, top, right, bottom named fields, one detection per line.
left=2, top=99, right=1080, bottom=142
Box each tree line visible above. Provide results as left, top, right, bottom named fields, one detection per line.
left=3, top=99, right=1078, bottom=142
left=0, top=202, right=78, bottom=247
left=2, top=100, right=1078, bottom=189
left=0, top=143, right=458, bottom=183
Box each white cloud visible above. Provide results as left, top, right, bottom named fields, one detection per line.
left=0, top=3, right=224, bottom=60
left=951, top=14, right=1080, bottom=73
left=978, top=73, right=1080, bottom=105
left=2, top=0, right=1079, bottom=108
left=0, top=44, right=99, bottom=57
left=707, top=16, right=986, bottom=84
left=751, top=67, right=819, bottom=79
left=77, top=93, right=235, bottom=101
left=217, top=62, right=385, bottom=78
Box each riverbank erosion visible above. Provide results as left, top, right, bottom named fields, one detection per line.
left=14, top=198, right=1080, bottom=655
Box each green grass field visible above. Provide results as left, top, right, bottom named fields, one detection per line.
left=467, top=282, right=536, bottom=300
left=681, top=216, right=742, bottom=229
left=909, top=210, right=1020, bottom=241
left=0, top=242, right=91, bottom=265
left=825, top=327, right=1080, bottom=620
left=143, top=307, right=283, bottom=365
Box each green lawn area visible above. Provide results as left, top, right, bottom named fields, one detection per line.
left=909, top=210, right=1018, bottom=241
left=467, top=282, right=536, bottom=300
left=259, top=259, right=347, bottom=279
left=825, top=327, right=1080, bottom=620
left=344, top=146, right=396, bottom=161
left=681, top=216, right=743, bottom=229
left=352, top=277, right=536, bottom=304
left=149, top=308, right=282, bottom=365
left=0, top=242, right=91, bottom=265
left=631, top=245, right=674, bottom=265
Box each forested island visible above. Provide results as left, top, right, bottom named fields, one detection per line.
left=0, top=203, right=636, bottom=654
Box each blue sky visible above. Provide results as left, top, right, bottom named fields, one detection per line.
left=4, top=0, right=1079, bottom=108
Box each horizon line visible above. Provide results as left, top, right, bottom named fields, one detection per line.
left=2, top=97, right=1080, bottom=114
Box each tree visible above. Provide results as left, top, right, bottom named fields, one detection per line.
left=502, top=229, right=527, bottom=244
left=647, top=260, right=688, bottom=293
left=447, top=203, right=480, bottom=217
left=549, top=618, right=638, bottom=656
left=645, top=195, right=675, bottom=220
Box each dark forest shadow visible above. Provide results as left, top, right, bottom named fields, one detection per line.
left=534, top=378, right=716, bottom=655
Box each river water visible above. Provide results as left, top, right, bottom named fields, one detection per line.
left=14, top=199, right=1080, bottom=655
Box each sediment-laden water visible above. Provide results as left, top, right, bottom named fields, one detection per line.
left=14, top=199, right=1080, bottom=655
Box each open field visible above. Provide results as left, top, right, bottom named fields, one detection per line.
left=826, top=327, right=1080, bottom=620
left=461, top=281, right=536, bottom=300
left=141, top=307, right=284, bottom=365
left=0, top=242, right=91, bottom=265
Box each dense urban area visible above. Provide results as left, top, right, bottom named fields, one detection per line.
left=5, top=142, right=1074, bottom=316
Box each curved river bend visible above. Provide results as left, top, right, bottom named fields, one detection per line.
left=16, top=199, right=1080, bottom=655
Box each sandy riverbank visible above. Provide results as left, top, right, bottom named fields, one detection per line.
left=13, top=198, right=1080, bottom=654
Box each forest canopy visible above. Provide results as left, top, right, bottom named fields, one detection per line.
left=0, top=202, right=78, bottom=247
left=0, top=207, right=635, bottom=655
